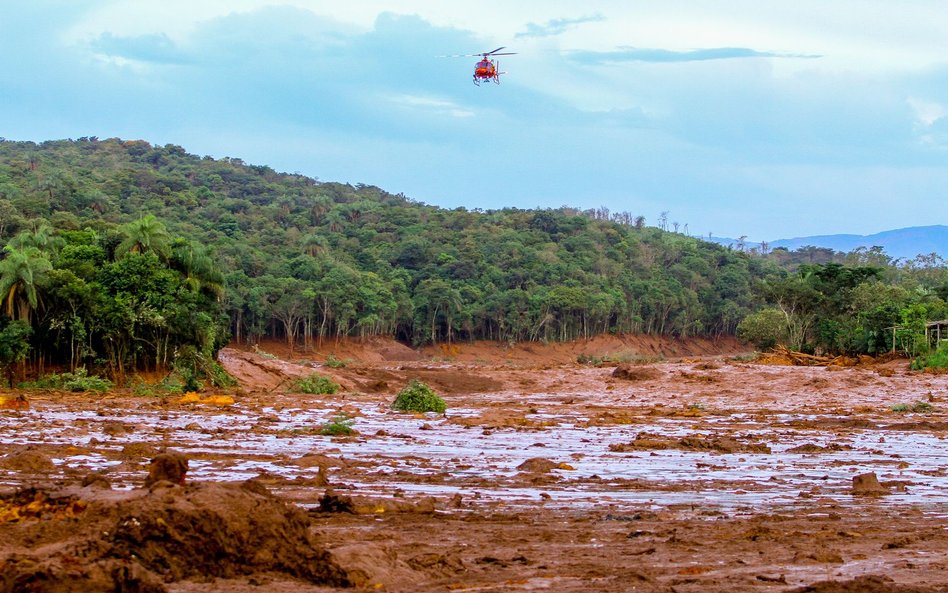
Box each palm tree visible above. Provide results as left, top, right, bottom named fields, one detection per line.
left=117, top=214, right=172, bottom=260
left=171, top=239, right=224, bottom=299
left=0, top=247, right=52, bottom=321
left=6, top=223, right=64, bottom=254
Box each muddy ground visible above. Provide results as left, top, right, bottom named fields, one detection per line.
left=1, top=336, right=946, bottom=592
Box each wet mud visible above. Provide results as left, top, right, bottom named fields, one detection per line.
left=1, top=339, right=946, bottom=591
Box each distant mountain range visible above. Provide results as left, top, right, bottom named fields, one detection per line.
left=709, top=225, right=948, bottom=260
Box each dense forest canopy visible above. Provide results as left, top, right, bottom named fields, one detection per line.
left=0, top=138, right=945, bottom=382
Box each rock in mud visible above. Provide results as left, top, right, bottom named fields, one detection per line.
left=517, top=457, right=560, bottom=473
left=144, top=451, right=188, bottom=486
left=851, top=472, right=890, bottom=496
left=0, top=481, right=350, bottom=593
left=792, top=574, right=930, bottom=592
left=0, top=394, right=29, bottom=410
left=317, top=490, right=436, bottom=514
left=612, top=364, right=662, bottom=381
left=609, top=433, right=771, bottom=454
left=0, top=448, right=55, bottom=473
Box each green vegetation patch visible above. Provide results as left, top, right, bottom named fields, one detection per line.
left=295, top=373, right=341, bottom=394
left=890, top=401, right=935, bottom=413
left=324, top=354, right=348, bottom=369
left=392, top=379, right=446, bottom=414
left=319, top=413, right=357, bottom=436
left=21, top=367, right=112, bottom=392
left=911, top=343, right=948, bottom=371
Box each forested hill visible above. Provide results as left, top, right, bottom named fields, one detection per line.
left=0, top=137, right=775, bottom=350
left=2, top=137, right=945, bottom=384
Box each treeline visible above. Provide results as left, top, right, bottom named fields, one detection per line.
left=1, top=138, right=946, bottom=380
left=0, top=217, right=226, bottom=385
left=738, top=262, right=948, bottom=355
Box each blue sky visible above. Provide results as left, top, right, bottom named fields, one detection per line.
left=2, top=1, right=947, bottom=240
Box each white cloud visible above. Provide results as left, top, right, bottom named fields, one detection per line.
left=387, top=94, right=476, bottom=118
left=4, top=1, right=948, bottom=239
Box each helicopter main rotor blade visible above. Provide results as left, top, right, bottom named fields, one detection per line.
left=435, top=53, right=483, bottom=58
left=485, top=46, right=506, bottom=55
left=489, top=52, right=517, bottom=56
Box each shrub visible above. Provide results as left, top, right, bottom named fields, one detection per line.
left=392, top=379, right=446, bottom=413
left=911, top=342, right=948, bottom=371
left=737, top=308, right=788, bottom=350
left=173, top=346, right=238, bottom=393
left=21, top=367, right=112, bottom=392
left=320, top=413, right=356, bottom=436
left=295, top=373, right=340, bottom=394
left=890, top=401, right=935, bottom=413
left=325, top=354, right=347, bottom=369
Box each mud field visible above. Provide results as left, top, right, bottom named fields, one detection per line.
left=1, top=337, right=947, bottom=592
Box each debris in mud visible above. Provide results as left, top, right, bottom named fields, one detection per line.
left=449, top=409, right=554, bottom=430
left=786, top=443, right=853, bottom=454
left=612, top=364, right=662, bottom=381
left=609, top=432, right=772, bottom=454
left=516, top=458, right=574, bottom=473
left=178, top=392, right=235, bottom=405
left=119, top=442, right=159, bottom=460
left=851, top=472, right=890, bottom=496
left=0, top=448, right=55, bottom=473
left=144, top=451, right=189, bottom=486
left=792, top=574, right=930, bottom=592
left=678, top=370, right=721, bottom=383
left=0, top=481, right=350, bottom=593
left=0, top=394, right=28, bottom=410
left=794, top=548, right=844, bottom=564
left=317, top=490, right=436, bottom=515
left=0, top=489, right=87, bottom=524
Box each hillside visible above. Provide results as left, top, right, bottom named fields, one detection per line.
left=711, top=226, right=948, bottom=260
left=769, top=226, right=948, bottom=260
left=0, top=137, right=777, bottom=350
left=0, top=137, right=945, bottom=383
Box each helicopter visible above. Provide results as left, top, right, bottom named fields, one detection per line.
left=439, top=47, right=517, bottom=85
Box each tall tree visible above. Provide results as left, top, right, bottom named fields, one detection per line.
left=0, top=247, right=52, bottom=322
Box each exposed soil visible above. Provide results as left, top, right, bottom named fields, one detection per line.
left=1, top=336, right=947, bottom=592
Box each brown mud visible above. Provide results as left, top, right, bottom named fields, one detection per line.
left=1, top=336, right=946, bottom=592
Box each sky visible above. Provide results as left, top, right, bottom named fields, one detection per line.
left=2, top=1, right=948, bottom=241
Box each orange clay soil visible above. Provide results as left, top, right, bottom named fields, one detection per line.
left=1, top=336, right=946, bottom=593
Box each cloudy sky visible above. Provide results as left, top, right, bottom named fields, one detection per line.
left=3, top=1, right=947, bottom=240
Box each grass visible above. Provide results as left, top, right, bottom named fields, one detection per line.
left=392, top=379, right=447, bottom=414
left=319, top=413, right=357, bottom=436
left=911, top=342, right=948, bottom=371
left=294, top=373, right=341, bottom=394
left=19, top=367, right=112, bottom=392
left=890, top=401, right=935, bottom=413
left=325, top=354, right=348, bottom=369
left=577, top=352, right=664, bottom=366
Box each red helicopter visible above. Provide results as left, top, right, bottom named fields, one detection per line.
left=440, top=47, right=517, bottom=85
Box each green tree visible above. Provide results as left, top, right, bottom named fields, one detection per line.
left=0, top=319, right=31, bottom=387
left=0, top=247, right=52, bottom=322
left=117, top=214, right=172, bottom=260
left=737, top=308, right=788, bottom=350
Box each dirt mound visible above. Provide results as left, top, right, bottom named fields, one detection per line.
left=420, top=334, right=747, bottom=365
left=793, top=575, right=935, bottom=592
left=758, top=346, right=910, bottom=369
left=403, top=368, right=503, bottom=394
left=233, top=336, right=422, bottom=364
left=612, top=364, right=662, bottom=381
left=610, top=432, right=772, bottom=454
left=0, top=448, right=55, bottom=473
left=144, top=451, right=188, bottom=486
left=851, top=472, right=890, bottom=496
left=0, top=481, right=349, bottom=593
